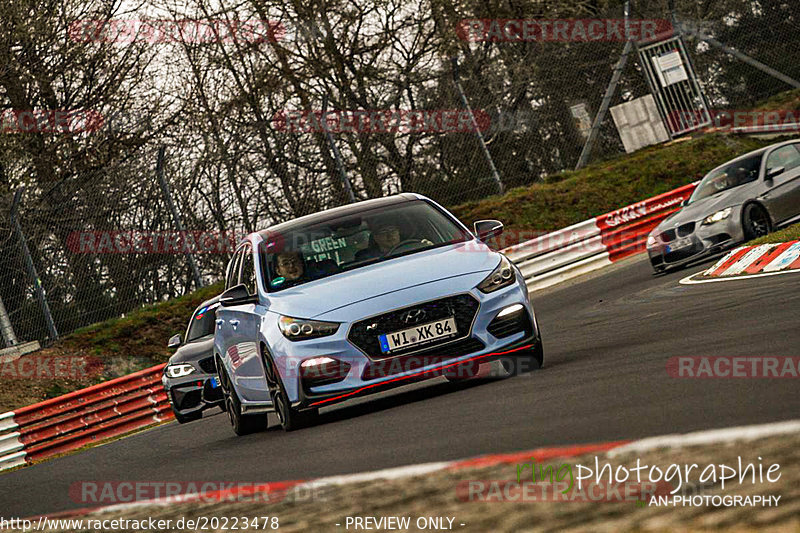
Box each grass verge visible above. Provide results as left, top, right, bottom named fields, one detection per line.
left=747, top=223, right=800, bottom=246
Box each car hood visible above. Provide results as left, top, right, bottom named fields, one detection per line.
left=657, top=192, right=741, bottom=230
left=265, top=241, right=499, bottom=318
left=169, top=336, right=214, bottom=364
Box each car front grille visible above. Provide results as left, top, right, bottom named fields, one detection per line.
left=361, top=337, right=485, bottom=380
left=348, top=294, right=480, bottom=360
left=677, top=222, right=696, bottom=237
left=659, top=229, right=676, bottom=242
left=198, top=357, right=217, bottom=374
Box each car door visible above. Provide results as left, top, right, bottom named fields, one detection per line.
left=224, top=242, right=269, bottom=404
left=761, top=143, right=800, bottom=224
left=217, top=247, right=244, bottom=383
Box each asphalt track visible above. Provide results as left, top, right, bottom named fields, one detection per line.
left=4, top=254, right=800, bottom=518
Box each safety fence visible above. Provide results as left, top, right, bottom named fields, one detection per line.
left=0, top=364, right=169, bottom=471
left=500, top=182, right=698, bottom=290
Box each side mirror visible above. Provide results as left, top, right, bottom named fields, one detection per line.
left=220, top=284, right=259, bottom=307
left=766, top=166, right=784, bottom=180
left=680, top=199, right=688, bottom=207
left=167, top=334, right=182, bottom=349
left=474, top=220, right=504, bottom=242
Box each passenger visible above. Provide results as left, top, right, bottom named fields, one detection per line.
left=274, top=251, right=304, bottom=282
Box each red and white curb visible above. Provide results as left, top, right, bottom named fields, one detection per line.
left=31, top=418, right=800, bottom=521
left=681, top=240, right=800, bottom=284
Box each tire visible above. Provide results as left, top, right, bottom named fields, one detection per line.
left=261, top=348, right=318, bottom=431
left=742, top=203, right=771, bottom=241
left=218, top=361, right=268, bottom=436
left=173, top=408, right=202, bottom=424
left=500, top=340, right=544, bottom=376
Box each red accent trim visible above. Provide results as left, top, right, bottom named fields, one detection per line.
left=308, top=344, right=533, bottom=407
left=448, top=441, right=631, bottom=469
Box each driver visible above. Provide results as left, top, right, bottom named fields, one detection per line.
left=356, top=218, right=403, bottom=261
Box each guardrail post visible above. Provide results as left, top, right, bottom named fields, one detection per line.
left=0, top=295, right=17, bottom=347
left=451, top=56, right=505, bottom=195
left=10, top=189, right=58, bottom=342
left=155, top=146, right=204, bottom=289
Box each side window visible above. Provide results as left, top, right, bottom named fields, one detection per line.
left=240, top=244, right=256, bottom=294
left=226, top=248, right=243, bottom=290
left=766, top=145, right=800, bottom=175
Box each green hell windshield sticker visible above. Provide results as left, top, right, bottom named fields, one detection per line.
left=270, top=276, right=286, bottom=287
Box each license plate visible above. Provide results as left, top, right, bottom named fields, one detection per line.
left=210, top=376, right=220, bottom=388
left=379, top=317, right=457, bottom=353
left=666, top=237, right=692, bottom=253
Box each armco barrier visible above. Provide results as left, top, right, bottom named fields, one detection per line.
left=0, top=364, right=171, bottom=470
left=501, top=182, right=698, bottom=290
left=0, top=182, right=699, bottom=471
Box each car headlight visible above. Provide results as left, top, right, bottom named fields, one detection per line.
left=702, top=207, right=732, bottom=226
left=646, top=233, right=658, bottom=247
left=165, top=363, right=195, bottom=378
left=477, top=255, right=516, bottom=293
left=279, top=316, right=340, bottom=341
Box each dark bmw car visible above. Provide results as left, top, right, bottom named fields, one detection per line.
left=647, top=139, right=800, bottom=273
left=162, top=296, right=225, bottom=423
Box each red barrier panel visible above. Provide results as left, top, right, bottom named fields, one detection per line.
left=4, top=363, right=172, bottom=468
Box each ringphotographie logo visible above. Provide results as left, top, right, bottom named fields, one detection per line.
left=68, top=19, right=285, bottom=44
left=272, top=109, right=490, bottom=134
left=456, top=19, right=672, bottom=42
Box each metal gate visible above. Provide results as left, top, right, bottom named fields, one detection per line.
left=637, top=36, right=711, bottom=137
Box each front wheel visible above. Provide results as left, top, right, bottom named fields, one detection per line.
left=262, top=348, right=318, bottom=431
left=219, top=363, right=267, bottom=436
left=500, top=341, right=544, bottom=376
left=742, top=204, right=771, bottom=240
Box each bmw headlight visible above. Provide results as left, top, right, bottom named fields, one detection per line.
left=646, top=233, right=658, bottom=248
left=702, top=207, right=732, bottom=226
left=477, top=255, right=516, bottom=293
left=279, top=316, right=340, bottom=341
left=165, top=363, right=195, bottom=378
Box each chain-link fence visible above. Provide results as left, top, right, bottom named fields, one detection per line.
left=1, top=0, right=799, bottom=346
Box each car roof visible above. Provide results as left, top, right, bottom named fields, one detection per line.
left=706, top=139, right=799, bottom=175
left=250, top=193, right=423, bottom=244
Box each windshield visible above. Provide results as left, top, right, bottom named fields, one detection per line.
left=259, top=200, right=469, bottom=292
left=688, top=154, right=763, bottom=204
left=186, top=305, right=217, bottom=342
